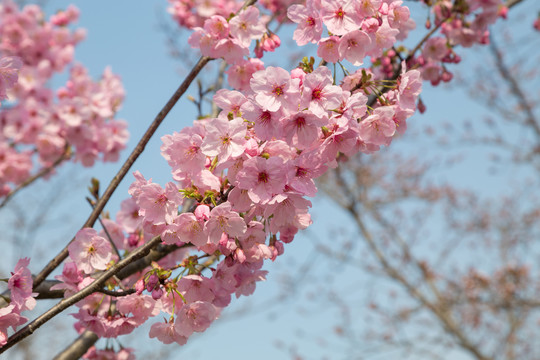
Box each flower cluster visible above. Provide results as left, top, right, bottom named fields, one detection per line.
left=0, top=1, right=128, bottom=198
left=0, top=258, right=37, bottom=347
left=409, top=0, right=507, bottom=85
left=187, top=6, right=268, bottom=64
left=289, top=0, right=413, bottom=64
left=40, top=0, right=425, bottom=351
left=0, top=0, right=518, bottom=356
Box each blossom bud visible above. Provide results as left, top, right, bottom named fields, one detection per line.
left=152, top=287, right=164, bottom=300
left=135, top=279, right=145, bottom=295
left=534, top=18, right=540, bottom=31
left=441, top=71, right=453, bottom=83
left=417, top=98, right=426, bottom=114
left=147, top=274, right=159, bottom=291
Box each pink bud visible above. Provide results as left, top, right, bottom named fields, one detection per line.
left=441, top=71, right=453, bottom=83
left=225, top=256, right=235, bottom=267
left=152, top=287, right=163, bottom=300
left=274, top=240, right=284, bottom=256
left=127, top=233, right=140, bottom=247
left=147, top=274, right=159, bottom=291
left=417, top=98, right=426, bottom=114
left=194, top=205, right=210, bottom=221
left=534, top=18, right=540, bottom=31
left=498, top=6, right=508, bottom=19
left=135, top=279, right=145, bottom=295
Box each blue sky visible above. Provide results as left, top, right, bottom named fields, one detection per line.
left=2, top=0, right=540, bottom=359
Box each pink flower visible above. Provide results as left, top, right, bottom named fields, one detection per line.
left=289, top=153, right=327, bottom=197
left=0, top=56, right=22, bottom=103
left=358, top=106, right=396, bottom=146
left=281, top=110, right=326, bottom=149
left=149, top=320, right=188, bottom=345
left=387, top=1, right=411, bottom=29
left=204, top=202, right=247, bottom=244
left=225, top=58, right=264, bottom=91
left=0, top=305, right=27, bottom=347
left=300, top=66, right=343, bottom=117
left=422, top=37, right=449, bottom=61
left=116, top=198, right=142, bottom=234
left=250, top=66, right=300, bottom=112
left=214, top=38, right=250, bottom=64
left=229, top=6, right=266, bottom=47
left=368, top=18, right=400, bottom=57
left=288, top=1, right=323, bottom=46
left=398, top=66, right=422, bottom=112
left=264, top=193, right=312, bottom=234
left=203, top=15, right=230, bottom=39
left=177, top=275, right=215, bottom=304
left=254, top=32, right=281, bottom=58
left=52, top=261, right=85, bottom=297
left=168, top=213, right=208, bottom=247
left=242, top=100, right=284, bottom=141
left=321, top=0, right=362, bottom=36
left=174, top=301, right=218, bottom=337
left=161, top=131, right=205, bottom=175
left=8, top=257, right=36, bottom=311
left=116, top=294, right=159, bottom=326
left=136, top=182, right=183, bottom=225
left=68, top=228, right=113, bottom=274
left=338, top=30, right=371, bottom=66
left=317, top=36, right=342, bottom=63
left=355, top=0, right=381, bottom=17
left=213, top=89, right=247, bottom=118
left=201, top=117, right=247, bottom=164
left=236, top=156, right=287, bottom=204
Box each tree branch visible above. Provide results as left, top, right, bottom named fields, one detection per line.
left=32, top=55, right=212, bottom=289
left=1, top=235, right=163, bottom=354
left=52, top=330, right=99, bottom=360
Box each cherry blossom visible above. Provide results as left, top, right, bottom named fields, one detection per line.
left=68, top=228, right=113, bottom=274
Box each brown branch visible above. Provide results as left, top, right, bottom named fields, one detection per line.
left=506, top=0, right=525, bottom=8
left=52, top=330, right=98, bottom=360
left=98, top=288, right=136, bottom=297
left=32, top=55, right=212, bottom=289
left=0, top=235, right=163, bottom=354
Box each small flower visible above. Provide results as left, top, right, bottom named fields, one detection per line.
left=68, top=228, right=112, bottom=274
left=0, top=56, right=22, bottom=104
